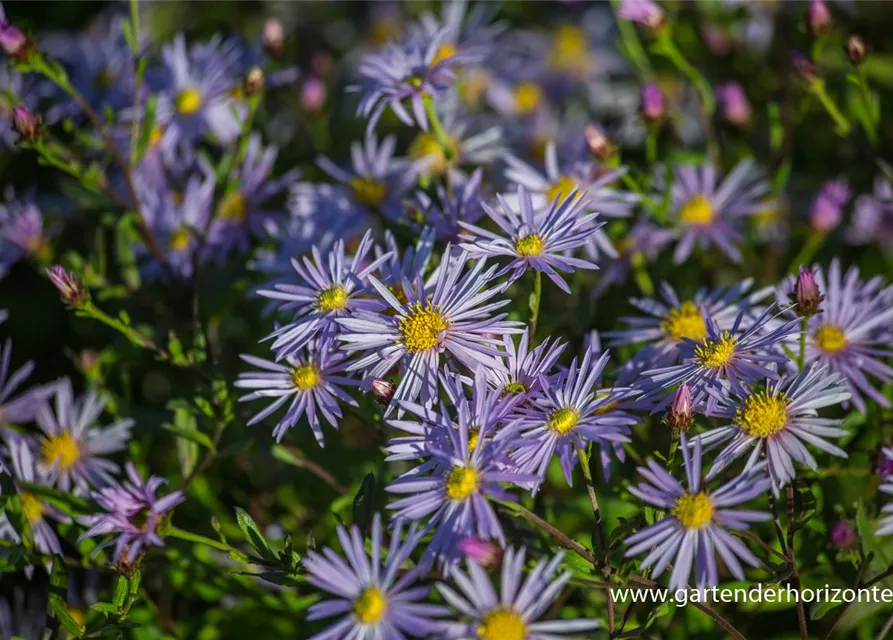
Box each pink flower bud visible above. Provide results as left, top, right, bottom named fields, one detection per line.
left=12, top=105, right=41, bottom=142
left=618, top=0, right=666, bottom=32
left=807, top=0, right=832, bottom=38
left=790, top=266, right=823, bottom=317
left=640, top=82, right=664, bottom=124
left=668, top=384, right=693, bottom=432
left=370, top=378, right=395, bottom=404
left=829, top=521, right=855, bottom=549
left=458, top=537, right=502, bottom=568
left=584, top=125, right=614, bottom=160
left=262, top=18, right=285, bottom=57
left=47, top=265, right=87, bottom=306
left=301, top=77, right=327, bottom=113
left=810, top=180, right=849, bottom=234
left=0, top=23, right=30, bottom=59
left=846, top=35, right=867, bottom=66
left=717, top=82, right=752, bottom=127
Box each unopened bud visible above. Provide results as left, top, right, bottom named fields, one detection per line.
left=618, top=0, right=666, bottom=33
left=262, top=18, right=285, bottom=58
left=717, top=83, right=752, bottom=128
left=667, top=384, right=693, bottom=433
left=640, top=82, right=664, bottom=124
left=0, top=23, right=30, bottom=59
left=846, top=35, right=867, bottom=66
left=370, top=378, right=395, bottom=405
left=47, top=265, right=88, bottom=306
left=807, top=0, right=832, bottom=38
left=12, top=106, right=41, bottom=142
left=790, top=266, right=823, bottom=317
left=245, top=67, right=265, bottom=96
left=584, top=124, right=614, bottom=160
left=810, top=180, right=849, bottom=234
left=458, top=537, right=503, bottom=568
left=301, top=77, right=327, bottom=113
left=829, top=521, right=855, bottom=549
left=792, top=51, right=818, bottom=83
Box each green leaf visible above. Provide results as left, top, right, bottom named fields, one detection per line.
left=234, top=507, right=275, bottom=562
left=50, top=593, right=85, bottom=638
left=90, top=602, right=121, bottom=615
left=161, top=421, right=214, bottom=450
left=352, top=473, right=376, bottom=533
left=112, top=575, right=128, bottom=608
left=810, top=597, right=842, bottom=621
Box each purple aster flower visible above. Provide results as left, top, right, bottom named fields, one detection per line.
left=697, top=365, right=850, bottom=490
left=776, top=259, right=893, bottom=412
left=605, top=279, right=772, bottom=370
left=337, top=248, right=523, bottom=413
left=624, top=436, right=771, bottom=591
left=386, top=386, right=536, bottom=570
left=351, top=27, right=466, bottom=132
left=235, top=340, right=358, bottom=445
left=303, top=514, right=448, bottom=639
left=485, top=329, right=566, bottom=401
left=659, top=158, right=770, bottom=264
left=592, top=217, right=674, bottom=298
left=504, top=141, right=639, bottom=260
left=410, top=0, right=503, bottom=67
left=810, top=180, right=850, bottom=234
left=847, top=176, right=893, bottom=251
left=618, top=0, right=666, bottom=31
left=152, top=34, right=244, bottom=149
left=259, top=230, right=390, bottom=357
left=411, top=168, right=488, bottom=242
left=3, top=435, right=70, bottom=555
left=35, top=377, right=133, bottom=495
left=459, top=187, right=600, bottom=293
left=375, top=227, right=438, bottom=297
left=208, top=133, right=299, bottom=256
left=643, top=305, right=800, bottom=405
left=0, top=190, right=52, bottom=273
left=879, top=448, right=893, bottom=536
left=437, top=547, right=599, bottom=639
left=0, top=338, right=47, bottom=427
left=501, top=347, right=638, bottom=489
left=717, top=82, right=752, bottom=127
left=641, top=82, right=665, bottom=123
left=78, top=462, right=185, bottom=565
left=317, top=134, right=418, bottom=223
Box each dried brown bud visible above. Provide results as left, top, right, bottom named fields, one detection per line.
left=846, top=35, right=867, bottom=66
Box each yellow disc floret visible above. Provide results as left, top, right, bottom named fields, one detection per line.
left=432, top=42, right=457, bottom=65
left=549, top=25, right=589, bottom=72
left=398, top=302, right=450, bottom=353
left=694, top=332, right=737, bottom=369
left=661, top=301, right=708, bottom=342
left=548, top=407, right=578, bottom=435
left=504, top=381, right=528, bottom=395
left=350, top=176, right=387, bottom=207
left=546, top=175, right=580, bottom=204
left=446, top=467, right=479, bottom=500
left=41, top=431, right=80, bottom=471
left=814, top=324, right=846, bottom=354
left=176, top=87, right=203, bottom=115
left=515, top=234, right=545, bottom=257
left=736, top=391, right=788, bottom=438
left=679, top=194, right=714, bottom=226
left=292, top=365, right=321, bottom=391
left=217, top=191, right=247, bottom=222
left=315, top=285, right=349, bottom=313
left=513, top=81, right=543, bottom=115
left=478, top=608, right=527, bottom=640
left=673, top=492, right=714, bottom=529
left=19, top=492, right=44, bottom=523
left=354, top=587, right=388, bottom=624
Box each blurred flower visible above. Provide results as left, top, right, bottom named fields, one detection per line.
left=11, top=106, right=39, bottom=142
left=717, top=82, right=752, bottom=127
left=878, top=448, right=893, bottom=535
left=641, top=82, right=665, bottom=123
left=0, top=190, right=53, bottom=270
left=411, top=168, right=488, bottom=241
left=35, top=377, right=133, bottom=494
left=300, top=76, right=326, bottom=112
left=0, top=338, right=47, bottom=427
left=847, top=176, right=893, bottom=251
left=790, top=266, right=823, bottom=317
left=457, top=537, right=502, bottom=568
left=584, top=124, right=614, bottom=160
left=625, top=436, right=771, bottom=591
left=437, top=547, right=599, bottom=638
left=410, top=0, right=503, bottom=67
left=810, top=180, right=849, bottom=234
left=792, top=50, right=818, bottom=82
left=262, top=17, right=285, bottom=57
left=593, top=217, right=674, bottom=298
left=830, top=521, right=855, bottom=548
left=878, top=448, right=893, bottom=480
left=243, top=66, right=264, bottom=95
left=79, top=462, right=185, bottom=564
left=847, top=35, right=867, bottom=65
left=807, top=0, right=832, bottom=38
left=0, top=15, right=29, bottom=59
left=304, top=515, right=448, bottom=638
left=618, top=0, right=666, bottom=32
left=668, top=384, right=693, bottom=433
left=47, top=265, right=87, bottom=306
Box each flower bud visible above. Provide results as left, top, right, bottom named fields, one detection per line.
left=790, top=266, right=823, bottom=317
left=47, top=265, right=87, bottom=306
left=829, top=521, right=855, bottom=549
left=807, top=0, right=832, bottom=38
left=12, top=105, right=41, bottom=142
left=370, top=378, right=395, bottom=405
left=618, top=0, right=666, bottom=33
left=262, top=18, right=285, bottom=57
left=301, top=77, right=327, bottom=113
left=640, top=82, right=664, bottom=124
left=458, top=537, right=503, bottom=568
left=584, top=124, right=614, bottom=161
left=667, top=384, right=693, bottom=433
left=846, top=35, right=867, bottom=66
left=0, top=23, right=30, bottom=59
left=792, top=51, right=818, bottom=83
left=244, top=67, right=265, bottom=96
left=810, top=180, right=849, bottom=234
left=717, top=83, right=752, bottom=127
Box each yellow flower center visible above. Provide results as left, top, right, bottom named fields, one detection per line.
left=672, top=492, right=714, bottom=529
left=292, top=365, right=321, bottom=391
left=19, top=492, right=44, bottom=523
left=148, top=126, right=165, bottom=148
left=41, top=431, right=80, bottom=471
left=679, top=194, right=714, bottom=226
left=478, top=608, right=527, bottom=640
left=432, top=42, right=457, bottom=65
left=460, top=68, right=492, bottom=105
left=170, top=227, right=191, bottom=252
left=354, top=587, right=388, bottom=624
left=217, top=191, right=247, bottom=222
left=172, top=191, right=185, bottom=205
left=661, top=301, right=708, bottom=342
left=409, top=133, right=459, bottom=175
left=176, top=87, right=203, bottom=115
left=350, top=176, right=387, bottom=207
left=515, top=234, right=545, bottom=257
left=694, top=332, right=736, bottom=368
left=815, top=324, right=846, bottom=354
left=446, top=466, right=479, bottom=500
left=550, top=26, right=589, bottom=71
left=546, top=175, right=580, bottom=204
left=315, top=285, right=349, bottom=313
left=468, top=429, right=481, bottom=453
left=736, top=391, right=788, bottom=438
left=513, top=81, right=543, bottom=115
left=504, top=381, right=528, bottom=395
left=548, top=407, right=578, bottom=435
left=398, top=302, right=450, bottom=353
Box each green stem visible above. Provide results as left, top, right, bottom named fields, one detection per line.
left=645, top=125, right=659, bottom=165
left=423, top=94, right=452, bottom=153
left=653, top=33, right=715, bottom=115
left=528, top=270, right=543, bottom=338
left=575, top=444, right=608, bottom=558
left=856, top=67, right=878, bottom=143
left=167, top=526, right=232, bottom=553
left=611, top=0, right=652, bottom=74
left=128, top=0, right=144, bottom=168
left=78, top=301, right=159, bottom=352
left=788, top=232, right=825, bottom=275
left=798, top=317, right=807, bottom=371
left=809, top=79, right=851, bottom=136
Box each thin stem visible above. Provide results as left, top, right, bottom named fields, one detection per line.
left=798, top=317, right=807, bottom=371
left=576, top=445, right=608, bottom=556
left=689, top=602, right=748, bottom=640
left=808, top=79, right=851, bottom=136
left=653, top=32, right=716, bottom=115
left=167, top=525, right=233, bottom=553
left=735, top=529, right=787, bottom=562
left=856, top=67, right=878, bottom=144
left=128, top=0, right=144, bottom=168
left=878, top=612, right=893, bottom=640
left=422, top=94, right=452, bottom=154
left=529, top=270, right=543, bottom=338
left=495, top=500, right=598, bottom=566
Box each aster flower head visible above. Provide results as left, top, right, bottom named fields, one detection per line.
left=411, top=168, right=488, bottom=241
left=317, top=134, right=418, bottom=223
left=260, top=230, right=390, bottom=357
left=375, top=227, right=438, bottom=296
left=47, top=265, right=87, bottom=306
left=79, top=462, right=185, bottom=565
left=485, top=329, right=566, bottom=401
left=593, top=217, right=675, bottom=298
left=35, top=377, right=133, bottom=495
left=717, top=82, right=752, bottom=127
left=625, top=436, right=771, bottom=591
left=776, top=259, right=893, bottom=412
left=338, top=248, right=523, bottom=412
left=351, top=27, right=466, bottom=132
left=437, top=547, right=599, bottom=639
left=410, top=0, right=503, bottom=67
left=618, top=0, right=666, bottom=31
left=660, top=158, right=770, bottom=264
left=304, top=514, right=448, bottom=639
left=503, top=347, right=638, bottom=488
left=0, top=338, right=47, bottom=426
left=810, top=180, right=850, bottom=234
left=643, top=305, right=800, bottom=405
left=878, top=448, right=893, bottom=536
left=847, top=175, right=893, bottom=251
left=697, top=365, right=850, bottom=490
left=460, top=186, right=600, bottom=293
left=235, top=340, right=358, bottom=446
left=0, top=190, right=52, bottom=272
left=387, top=391, right=536, bottom=570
